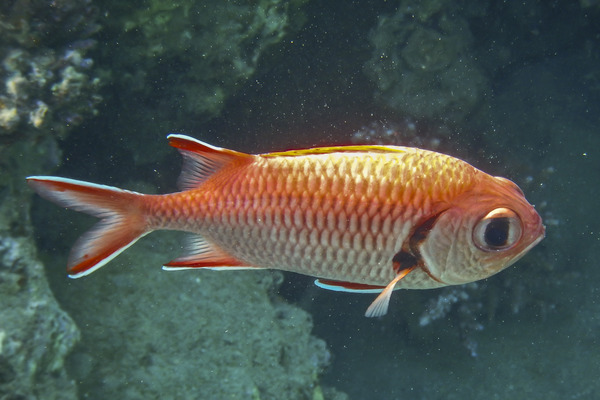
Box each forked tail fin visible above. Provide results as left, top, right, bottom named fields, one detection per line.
left=27, top=176, right=149, bottom=278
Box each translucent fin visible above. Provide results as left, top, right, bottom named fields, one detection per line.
left=364, top=267, right=416, bottom=318
left=167, top=134, right=253, bottom=190
left=163, top=234, right=262, bottom=270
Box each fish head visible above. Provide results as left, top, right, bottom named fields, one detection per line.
left=419, top=175, right=545, bottom=286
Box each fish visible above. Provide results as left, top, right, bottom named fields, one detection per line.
left=26, top=134, right=545, bottom=317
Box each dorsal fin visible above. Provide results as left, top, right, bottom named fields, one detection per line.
left=261, top=145, right=409, bottom=158
left=167, top=134, right=253, bottom=190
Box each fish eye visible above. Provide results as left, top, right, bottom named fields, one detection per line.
left=473, top=208, right=522, bottom=251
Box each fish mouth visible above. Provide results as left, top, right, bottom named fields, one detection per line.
left=510, top=223, right=545, bottom=265
left=529, top=227, right=545, bottom=250
left=525, top=210, right=545, bottom=249
left=531, top=217, right=546, bottom=246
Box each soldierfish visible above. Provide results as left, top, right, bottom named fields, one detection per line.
left=27, top=135, right=545, bottom=317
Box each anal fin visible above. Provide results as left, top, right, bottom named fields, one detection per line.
left=163, top=234, right=262, bottom=270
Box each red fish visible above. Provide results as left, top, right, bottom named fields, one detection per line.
left=27, top=135, right=545, bottom=317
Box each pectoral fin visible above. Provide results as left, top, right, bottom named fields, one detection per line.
left=364, top=267, right=416, bottom=318
left=364, top=210, right=446, bottom=317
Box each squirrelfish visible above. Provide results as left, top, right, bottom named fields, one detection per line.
left=27, top=135, right=545, bottom=317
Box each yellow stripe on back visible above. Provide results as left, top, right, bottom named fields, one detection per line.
left=260, top=145, right=410, bottom=158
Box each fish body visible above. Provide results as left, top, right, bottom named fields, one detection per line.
left=27, top=135, right=544, bottom=316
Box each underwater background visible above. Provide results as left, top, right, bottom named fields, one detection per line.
left=1, top=0, right=599, bottom=399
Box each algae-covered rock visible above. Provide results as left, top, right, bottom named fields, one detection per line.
left=0, top=69, right=83, bottom=400
left=364, top=0, right=488, bottom=123
left=0, top=235, right=80, bottom=400
left=116, top=0, right=305, bottom=117
left=0, top=3, right=101, bottom=399
left=95, top=0, right=308, bottom=165
left=0, top=0, right=104, bottom=139
left=38, top=230, right=336, bottom=399
left=0, top=125, right=81, bottom=400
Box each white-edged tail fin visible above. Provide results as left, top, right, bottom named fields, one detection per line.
left=26, top=176, right=149, bottom=278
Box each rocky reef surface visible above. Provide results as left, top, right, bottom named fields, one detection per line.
left=364, top=1, right=488, bottom=124
left=0, top=235, right=79, bottom=399
left=95, top=0, right=308, bottom=164
left=364, top=0, right=591, bottom=126
left=106, top=0, right=307, bottom=122
left=1, top=1, right=103, bottom=399
left=0, top=0, right=103, bottom=140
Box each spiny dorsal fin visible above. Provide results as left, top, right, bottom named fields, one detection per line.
left=167, top=134, right=253, bottom=190
left=364, top=267, right=416, bottom=318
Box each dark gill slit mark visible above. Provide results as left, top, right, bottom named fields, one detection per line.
left=391, top=251, right=418, bottom=273
left=391, top=210, right=447, bottom=282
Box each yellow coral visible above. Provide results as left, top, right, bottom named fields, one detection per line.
left=29, top=101, right=48, bottom=128
left=0, top=106, right=19, bottom=130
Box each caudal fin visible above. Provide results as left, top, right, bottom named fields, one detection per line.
left=27, top=176, right=149, bottom=278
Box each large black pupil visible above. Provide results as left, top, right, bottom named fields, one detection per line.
left=485, top=218, right=510, bottom=247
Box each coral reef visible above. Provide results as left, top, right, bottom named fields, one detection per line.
left=0, top=0, right=104, bottom=140
left=363, top=0, right=592, bottom=127
left=364, top=0, right=488, bottom=124
left=0, top=235, right=79, bottom=400
left=115, top=0, right=306, bottom=119
left=0, top=1, right=103, bottom=398
left=94, top=0, right=308, bottom=164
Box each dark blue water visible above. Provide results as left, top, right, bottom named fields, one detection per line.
left=26, top=1, right=600, bottom=399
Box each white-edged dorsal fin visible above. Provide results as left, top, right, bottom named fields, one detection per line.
left=167, top=134, right=253, bottom=190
